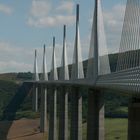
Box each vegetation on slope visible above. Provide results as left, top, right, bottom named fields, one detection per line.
left=0, top=73, right=38, bottom=120
left=0, top=80, right=18, bottom=119
left=0, top=71, right=129, bottom=120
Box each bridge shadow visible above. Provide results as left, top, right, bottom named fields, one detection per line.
left=0, top=82, right=33, bottom=140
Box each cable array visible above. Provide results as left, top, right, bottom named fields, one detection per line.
left=116, top=0, right=140, bottom=71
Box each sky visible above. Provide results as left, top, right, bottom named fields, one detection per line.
left=0, top=0, right=127, bottom=73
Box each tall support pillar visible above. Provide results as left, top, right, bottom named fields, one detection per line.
left=32, top=83, right=38, bottom=112
left=48, top=88, right=58, bottom=140
left=40, top=84, right=47, bottom=132
left=32, top=49, right=39, bottom=112
left=58, top=24, right=69, bottom=140
left=58, top=87, right=69, bottom=140
left=87, top=90, right=104, bottom=140
left=40, top=45, right=48, bottom=132
left=70, top=87, right=82, bottom=140
left=128, top=97, right=140, bottom=140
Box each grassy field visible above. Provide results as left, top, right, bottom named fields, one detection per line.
left=105, top=118, right=128, bottom=140
left=83, top=118, right=128, bottom=140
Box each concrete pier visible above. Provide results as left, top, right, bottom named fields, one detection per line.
left=48, top=88, right=58, bottom=140
left=70, top=88, right=82, bottom=140
left=40, top=85, right=47, bottom=132
left=128, top=97, right=140, bottom=140
left=58, top=87, right=68, bottom=140
left=87, top=90, right=104, bottom=140
left=32, top=84, right=38, bottom=112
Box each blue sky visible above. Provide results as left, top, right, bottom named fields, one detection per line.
left=0, top=0, right=126, bottom=73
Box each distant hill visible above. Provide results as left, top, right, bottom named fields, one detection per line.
left=0, top=72, right=32, bottom=81
left=0, top=73, right=17, bottom=81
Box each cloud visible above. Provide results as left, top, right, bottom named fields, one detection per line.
left=0, top=41, right=71, bottom=73
left=56, top=1, right=74, bottom=14
left=103, top=4, right=126, bottom=53
left=0, top=4, right=13, bottom=15
left=28, top=15, right=75, bottom=28
left=27, top=0, right=75, bottom=28
left=30, top=0, right=51, bottom=17
left=104, top=4, right=125, bottom=29
left=0, top=42, right=33, bottom=73
left=0, top=40, right=87, bottom=73
left=0, top=61, right=32, bottom=73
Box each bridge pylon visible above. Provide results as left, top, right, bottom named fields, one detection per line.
left=87, top=0, right=108, bottom=139
left=48, top=37, right=58, bottom=140
left=70, top=4, right=83, bottom=140
left=87, top=0, right=110, bottom=81
left=40, top=45, right=48, bottom=133
left=32, top=49, right=39, bottom=112
left=58, top=25, right=69, bottom=140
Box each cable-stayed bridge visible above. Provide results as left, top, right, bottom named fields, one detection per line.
left=22, top=0, right=140, bottom=139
